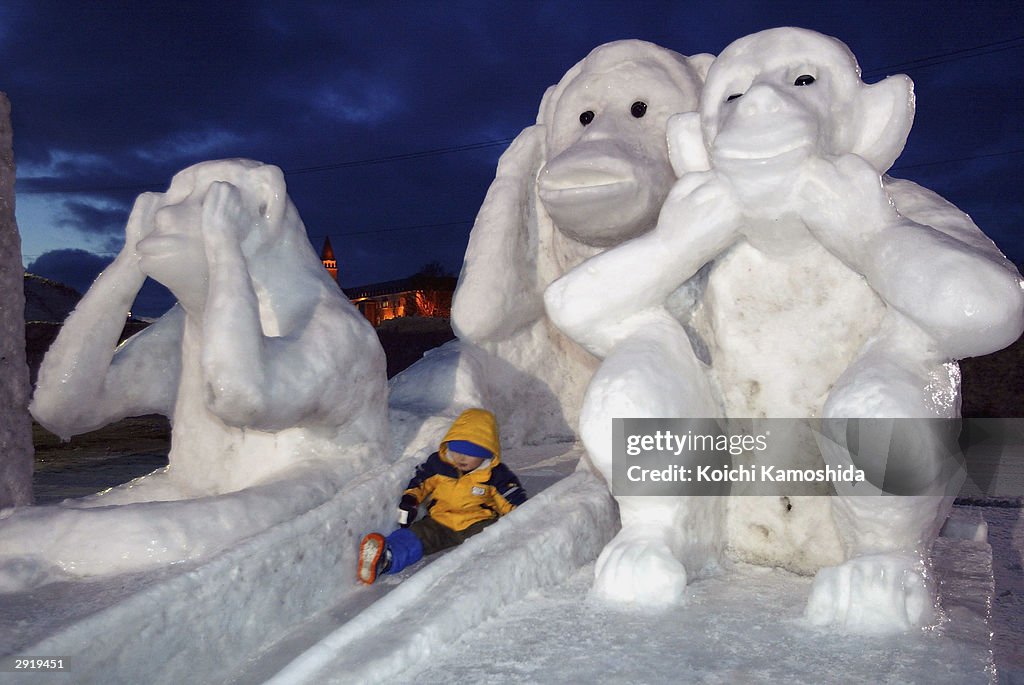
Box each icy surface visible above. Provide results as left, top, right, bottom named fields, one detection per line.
left=0, top=443, right=587, bottom=684
left=0, top=91, right=33, bottom=508
left=542, top=27, right=1024, bottom=626
left=976, top=504, right=1024, bottom=680
left=0, top=449, right=1016, bottom=684
left=1, top=450, right=418, bottom=683
left=405, top=538, right=995, bottom=685
left=266, top=466, right=616, bottom=685
left=0, top=159, right=388, bottom=589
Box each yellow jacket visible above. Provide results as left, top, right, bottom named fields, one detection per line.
left=403, top=408, right=528, bottom=531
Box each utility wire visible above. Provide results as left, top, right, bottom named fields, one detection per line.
left=19, top=138, right=516, bottom=195
left=22, top=143, right=1023, bottom=262
left=892, top=148, right=1024, bottom=172
left=308, top=220, right=474, bottom=239
left=19, top=33, right=1024, bottom=265
left=284, top=139, right=514, bottom=175
left=21, top=34, right=1021, bottom=196
left=863, top=35, right=1024, bottom=77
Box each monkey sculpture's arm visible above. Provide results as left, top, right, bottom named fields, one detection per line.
left=452, top=126, right=547, bottom=343
left=800, top=154, right=1024, bottom=359
left=545, top=172, right=742, bottom=358
left=30, top=194, right=181, bottom=438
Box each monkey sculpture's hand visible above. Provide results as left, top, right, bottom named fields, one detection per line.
left=656, top=170, right=744, bottom=264
left=115, top=192, right=161, bottom=289
left=797, top=154, right=901, bottom=264
left=202, top=181, right=249, bottom=253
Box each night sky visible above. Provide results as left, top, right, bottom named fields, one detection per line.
left=4, top=1, right=1022, bottom=316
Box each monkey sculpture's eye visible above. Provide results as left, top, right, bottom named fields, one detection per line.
left=726, top=93, right=742, bottom=102
left=579, top=110, right=595, bottom=126
left=630, top=101, right=647, bottom=118
left=794, top=74, right=816, bottom=86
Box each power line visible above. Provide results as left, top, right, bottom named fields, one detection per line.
left=308, top=220, right=474, bottom=239
left=19, top=34, right=1023, bottom=197
left=21, top=144, right=1023, bottom=262
left=20, top=138, right=517, bottom=195
left=284, top=139, right=514, bottom=175
left=892, top=148, right=1024, bottom=172
left=863, top=35, right=1024, bottom=77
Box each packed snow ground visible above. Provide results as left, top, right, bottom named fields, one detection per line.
left=403, top=541, right=994, bottom=685
left=2, top=442, right=1021, bottom=684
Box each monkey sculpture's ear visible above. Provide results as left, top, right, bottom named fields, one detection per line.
left=451, top=125, right=547, bottom=343
left=686, top=53, right=715, bottom=83
left=849, top=74, right=915, bottom=172
left=537, top=57, right=585, bottom=127
left=667, top=112, right=711, bottom=177
left=248, top=163, right=289, bottom=227
left=537, top=84, right=561, bottom=127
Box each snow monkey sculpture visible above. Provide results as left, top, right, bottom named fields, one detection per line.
left=391, top=40, right=713, bottom=450
left=0, top=159, right=388, bottom=589
left=545, top=28, right=1024, bottom=630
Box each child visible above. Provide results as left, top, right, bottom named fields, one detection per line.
left=358, top=407, right=528, bottom=584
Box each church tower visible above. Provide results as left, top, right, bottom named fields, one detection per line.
left=320, top=236, right=338, bottom=282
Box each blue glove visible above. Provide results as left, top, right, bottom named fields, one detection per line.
left=398, top=494, right=418, bottom=528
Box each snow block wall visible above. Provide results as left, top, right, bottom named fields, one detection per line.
left=3, top=454, right=416, bottom=685
left=267, top=470, right=618, bottom=685
left=0, top=92, right=33, bottom=508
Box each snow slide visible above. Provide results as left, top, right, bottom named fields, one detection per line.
left=2, top=453, right=416, bottom=684
left=1, top=443, right=612, bottom=685
left=264, top=467, right=617, bottom=684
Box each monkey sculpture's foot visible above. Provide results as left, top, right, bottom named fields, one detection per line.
left=591, top=526, right=688, bottom=607
left=804, top=553, right=935, bottom=633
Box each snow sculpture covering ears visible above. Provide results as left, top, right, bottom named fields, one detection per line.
left=454, top=40, right=713, bottom=344
left=1, top=159, right=388, bottom=589
left=397, top=41, right=713, bottom=447
left=545, top=28, right=1024, bottom=630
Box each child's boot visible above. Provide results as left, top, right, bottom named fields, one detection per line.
left=358, top=533, right=392, bottom=584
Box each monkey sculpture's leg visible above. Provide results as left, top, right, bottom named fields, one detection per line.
left=581, top=312, right=723, bottom=606
left=806, top=319, right=961, bottom=632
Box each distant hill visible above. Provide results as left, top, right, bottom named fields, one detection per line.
left=23, top=273, right=80, bottom=323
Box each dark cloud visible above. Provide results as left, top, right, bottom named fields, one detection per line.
left=56, top=199, right=129, bottom=237
left=6, top=0, right=1023, bottom=313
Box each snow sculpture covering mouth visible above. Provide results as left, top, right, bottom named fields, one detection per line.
left=390, top=41, right=713, bottom=452
left=0, top=159, right=388, bottom=590
left=544, top=27, right=1024, bottom=631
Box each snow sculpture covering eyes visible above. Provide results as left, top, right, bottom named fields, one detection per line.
left=391, top=40, right=713, bottom=450
left=0, top=159, right=388, bottom=589
left=545, top=28, right=1024, bottom=631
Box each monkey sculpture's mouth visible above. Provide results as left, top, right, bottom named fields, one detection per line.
left=537, top=175, right=646, bottom=246
left=712, top=120, right=816, bottom=163
left=537, top=159, right=638, bottom=193
left=536, top=142, right=668, bottom=246
left=536, top=161, right=643, bottom=225
left=538, top=178, right=637, bottom=203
